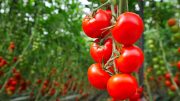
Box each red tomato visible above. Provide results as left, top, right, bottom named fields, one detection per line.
left=170, top=85, right=176, bottom=91
left=87, top=63, right=110, bottom=90
left=177, top=61, right=180, bottom=70
left=137, top=87, right=143, bottom=94
left=167, top=18, right=176, bottom=27
left=82, top=9, right=111, bottom=38
left=106, top=5, right=118, bottom=14
left=149, top=76, right=154, bottom=80
left=105, top=10, right=112, bottom=20
left=174, top=76, right=180, bottom=86
left=49, top=88, right=56, bottom=96
left=112, top=12, right=144, bottom=45
left=129, top=92, right=140, bottom=101
left=90, top=38, right=112, bottom=63
left=115, top=45, right=144, bottom=73
left=107, top=74, right=138, bottom=100
left=165, top=80, right=171, bottom=87
left=6, top=86, right=16, bottom=95
left=178, top=47, right=180, bottom=53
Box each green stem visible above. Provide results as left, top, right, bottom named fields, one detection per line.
left=144, top=64, right=153, bottom=101
left=112, top=39, right=118, bottom=74
left=92, top=0, right=110, bottom=12
left=118, top=0, right=122, bottom=15
left=110, top=2, right=116, bottom=19
left=104, top=55, right=119, bottom=68
left=145, top=77, right=153, bottom=101
left=126, top=0, right=129, bottom=11
left=118, top=0, right=128, bottom=15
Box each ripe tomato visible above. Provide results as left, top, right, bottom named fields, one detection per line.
left=170, top=85, right=176, bottom=91
left=165, top=72, right=171, bottom=80
left=105, top=10, right=112, bottom=20
left=87, top=63, right=110, bottom=90
left=115, top=45, right=144, bottom=73
left=112, top=12, right=144, bottom=45
left=165, top=80, right=171, bottom=87
left=137, top=87, right=143, bottom=94
left=107, top=74, right=138, bottom=100
left=129, top=92, right=140, bottom=101
left=82, top=9, right=111, bottom=38
left=167, top=18, right=176, bottom=27
left=174, top=76, right=180, bottom=86
left=90, top=38, right=112, bottom=63
left=177, top=61, right=180, bottom=70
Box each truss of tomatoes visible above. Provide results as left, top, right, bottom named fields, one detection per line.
left=82, top=9, right=144, bottom=100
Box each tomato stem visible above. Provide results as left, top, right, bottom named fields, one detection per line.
left=110, top=2, right=116, bottom=19
left=104, top=55, right=119, bottom=68
left=126, top=0, right=129, bottom=11
left=118, top=0, right=122, bottom=15
left=144, top=73, right=153, bottom=101
left=112, top=39, right=118, bottom=74
left=92, top=0, right=110, bottom=13
left=118, top=0, right=129, bottom=15
left=101, top=25, right=115, bottom=31
left=105, top=69, right=113, bottom=76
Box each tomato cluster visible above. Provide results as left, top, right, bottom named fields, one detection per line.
left=82, top=7, right=144, bottom=100
left=164, top=72, right=180, bottom=92
left=168, top=18, right=180, bottom=42
left=5, top=68, right=29, bottom=95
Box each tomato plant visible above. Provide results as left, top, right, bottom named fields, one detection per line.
left=82, top=0, right=144, bottom=100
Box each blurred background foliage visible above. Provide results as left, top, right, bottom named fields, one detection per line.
left=0, top=0, right=179, bottom=100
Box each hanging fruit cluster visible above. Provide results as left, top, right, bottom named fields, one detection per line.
left=168, top=18, right=180, bottom=42
left=82, top=1, right=144, bottom=100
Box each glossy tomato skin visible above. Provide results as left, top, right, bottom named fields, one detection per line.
left=115, top=45, right=144, bottom=73
left=105, top=10, right=112, bottom=20
left=107, top=74, right=138, bottom=100
left=112, top=12, right=144, bottom=45
left=87, top=63, right=110, bottom=90
left=82, top=9, right=111, bottom=38
left=129, top=92, right=140, bottom=101
left=90, top=38, right=112, bottom=63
